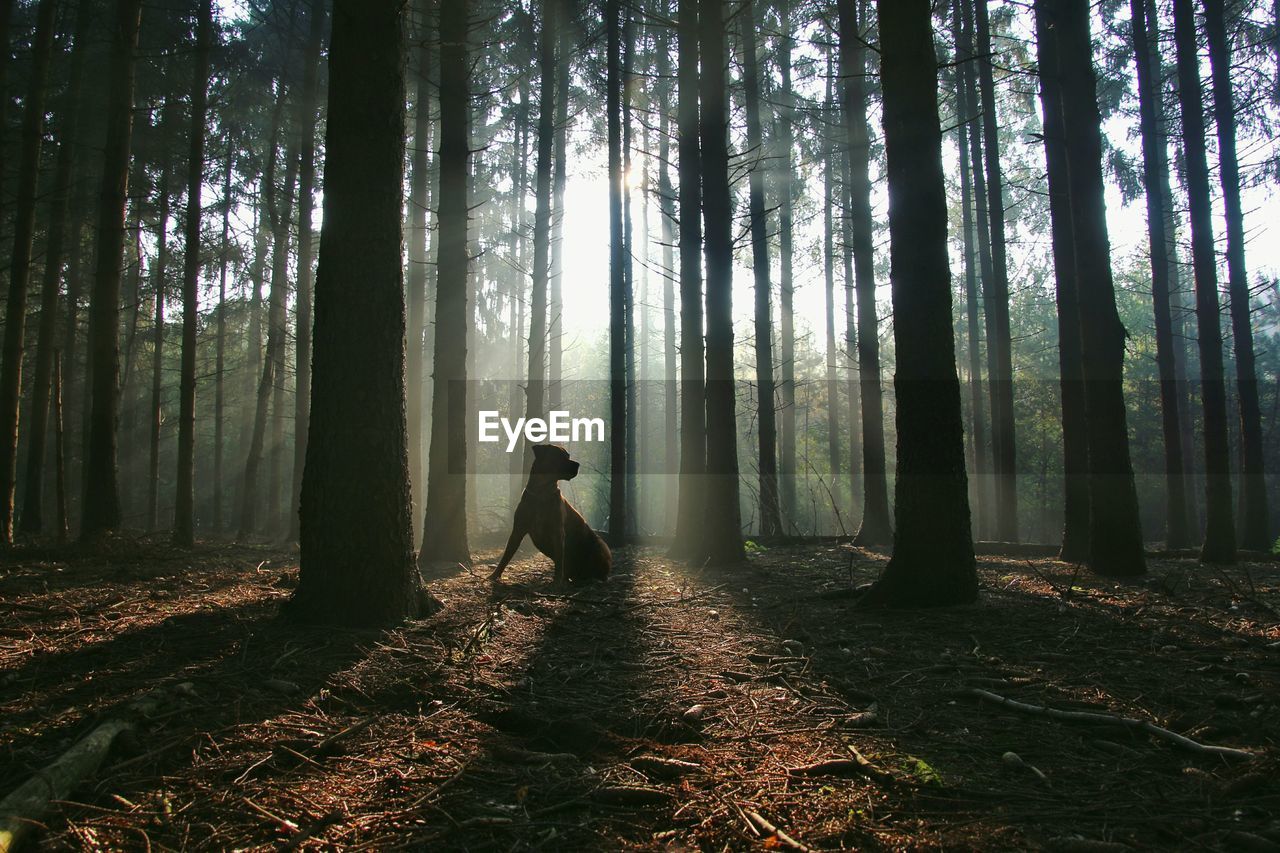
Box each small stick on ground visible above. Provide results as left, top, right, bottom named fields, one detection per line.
left=745, top=810, right=813, bottom=852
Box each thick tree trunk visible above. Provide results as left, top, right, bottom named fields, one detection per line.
left=406, top=0, right=431, bottom=544
left=289, top=0, right=327, bottom=542
left=842, top=144, right=861, bottom=523
left=606, top=0, right=628, bottom=545
left=290, top=0, right=432, bottom=625
left=741, top=1, right=782, bottom=539
left=698, top=0, right=744, bottom=565
left=837, top=0, right=892, bottom=548
left=1131, top=0, right=1192, bottom=550
left=419, top=0, right=472, bottom=565
left=81, top=0, right=143, bottom=540
left=1205, top=0, right=1268, bottom=552
left=1172, top=0, right=1236, bottom=564
left=174, top=0, right=212, bottom=547
left=863, top=0, right=976, bottom=607
left=973, top=0, right=1017, bottom=543
left=1040, top=0, right=1146, bottom=576
left=777, top=0, right=797, bottom=532
left=0, top=0, right=57, bottom=543
left=670, top=0, right=706, bottom=559
left=622, top=8, right=638, bottom=538
left=1033, top=3, right=1090, bottom=562
left=20, top=0, right=89, bottom=535
left=950, top=0, right=990, bottom=543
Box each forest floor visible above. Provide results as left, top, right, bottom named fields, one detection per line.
left=1, top=539, right=1278, bottom=851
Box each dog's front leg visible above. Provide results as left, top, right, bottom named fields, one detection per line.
left=490, top=521, right=527, bottom=583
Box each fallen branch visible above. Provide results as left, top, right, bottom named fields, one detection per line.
left=744, top=810, right=812, bottom=852
left=965, top=688, right=1255, bottom=760
left=0, top=693, right=161, bottom=852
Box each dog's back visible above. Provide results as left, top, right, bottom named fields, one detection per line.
left=564, top=500, right=611, bottom=582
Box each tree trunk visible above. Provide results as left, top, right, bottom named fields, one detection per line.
left=549, top=0, right=569, bottom=414
left=289, top=0, right=327, bottom=543
left=20, top=0, right=89, bottom=536
left=0, top=0, right=57, bottom=543
left=174, top=0, right=212, bottom=547
left=1205, top=0, right=1268, bottom=552
left=405, top=0, right=431, bottom=544
left=53, top=351, right=67, bottom=541
left=776, top=0, right=797, bottom=532
left=214, top=146, right=231, bottom=532
left=419, top=0, right=472, bottom=565
left=1040, top=0, right=1146, bottom=576
left=698, top=0, right=744, bottom=565
left=521, top=0, right=556, bottom=482
left=81, top=0, right=143, bottom=540
left=950, top=0, right=989, bottom=544
left=622, top=6, right=638, bottom=538
left=1172, top=0, right=1236, bottom=563
left=1130, top=0, right=1192, bottom=550
left=606, top=0, right=628, bottom=545
left=148, top=153, right=173, bottom=533
left=973, top=0, right=1017, bottom=543
left=657, top=20, right=678, bottom=535
left=863, top=0, right=976, bottom=607
left=240, top=125, right=299, bottom=539
left=741, top=0, right=781, bottom=539
left=821, top=49, right=841, bottom=534
left=1032, top=2, right=1090, bottom=562
left=837, top=0, right=892, bottom=548
left=670, top=0, right=706, bottom=559
left=290, top=0, right=432, bottom=625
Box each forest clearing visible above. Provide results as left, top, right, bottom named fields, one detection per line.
left=2, top=542, right=1277, bottom=850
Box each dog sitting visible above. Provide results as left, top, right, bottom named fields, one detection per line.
left=489, top=444, right=612, bottom=585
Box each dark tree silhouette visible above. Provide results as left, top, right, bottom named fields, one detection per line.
left=174, top=0, right=213, bottom=547
left=0, top=0, right=57, bottom=544
left=1039, top=0, right=1146, bottom=577
left=419, top=0, right=472, bottom=565
left=1172, top=0, right=1236, bottom=564
left=741, top=0, right=782, bottom=539
left=606, top=0, right=628, bottom=546
left=699, top=0, right=743, bottom=565
left=670, top=0, right=706, bottom=559
left=836, top=0, right=892, bottom=548
left=81, top=0, right=144, bottom=541
left=861, top=0, right=976, bottom=607
left=1205, top=0, right=1269, bottom=552
left=291, top=0, right=432, bottom=625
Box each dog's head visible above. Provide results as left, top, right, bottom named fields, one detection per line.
left=531, top=444, right=580, bottom=481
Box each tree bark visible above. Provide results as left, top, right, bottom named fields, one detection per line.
left=1040, top=0, right=1146, bottom=576
left=81, top=0, right=143, bottom=540
left=174, top=0, right=213, bottom=547
left=0, top=0, right=58, bottom=543
left=1172, top=0, right=1236, bottom=564
left=863, top=0, right=976, bottom=607
left=213, top=146, right=231, bottom=532
left=657, top=20, right=678, bottom=535
left=698, top=0, right=744, bottom=565
left=290, top=0, right=432, bottom=625
left=776, top=0, right=797, bottom=532
left=950, top=0, right=990, bottom=544
left=1033, top=1, right=1090, bottom=562
left=549, top=0, right=569, bottom=414
left=670, top=0, right=706, bottom=559
left=419, top=0, right=472, bottom=565
left=837, top=0, right=892, bottom=548
left=1130, top=0, right=1192, bottom=550
left=288, top=0, right=327, bottom=542
left=973, top=0, right=1017, bottom=543
left=741, top=0, right=781, bottom=539
left=20, top=0, right=89, bottom=535
left=822, top=47, right=841, bottom=534
left=1205, top=0, right=1269, bottom=552
left=606, top=0, right=628, bottom=545
left=405, top=0, right=431, bottom=545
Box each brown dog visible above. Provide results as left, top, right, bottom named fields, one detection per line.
left=489, top=444, right=612, bottom=585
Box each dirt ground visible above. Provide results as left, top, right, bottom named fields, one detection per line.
left=1, top=539, right=1278, bottom=850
